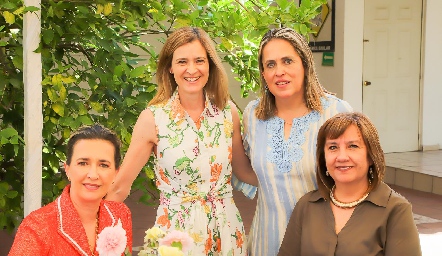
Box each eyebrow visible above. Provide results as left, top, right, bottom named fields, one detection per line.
left=325, top=139, right=362, bottom=145
left=175, top=56, right=207, bottom=61
left=75, top=157, right=111, bottom=163
left=264, top=56, right=293, bottom=63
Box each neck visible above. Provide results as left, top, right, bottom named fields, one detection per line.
left=333, top=181, right=370, bottom=203
left=70, top=194, right=101, bottom=222
left=179, top=91, right=205, bottom=111
left=275, top=97, right=308, bottom=121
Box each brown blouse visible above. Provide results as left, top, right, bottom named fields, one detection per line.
left=278, top=182, right=421, bottom=256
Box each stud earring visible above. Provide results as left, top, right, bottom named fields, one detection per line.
left=326, top=170, right=330, bottom=176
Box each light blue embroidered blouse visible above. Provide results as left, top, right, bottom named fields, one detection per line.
left=233, top=94, right=352, bottom=256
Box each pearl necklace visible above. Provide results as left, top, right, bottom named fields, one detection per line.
left=330, top=185, right=370, bottom=209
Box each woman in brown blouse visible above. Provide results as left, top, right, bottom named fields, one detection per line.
left=278, top=112, right=421, bottom=256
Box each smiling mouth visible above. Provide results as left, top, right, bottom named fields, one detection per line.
left=84, top=184, right=100, bottom=190
left=276, top=81, right=290, bottom=86
left=336, top=166, right=352, bottom=171
left=184, top=77, right=200, bottom=82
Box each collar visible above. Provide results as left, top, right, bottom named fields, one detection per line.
left=56, top=185, right=117, bottom=255
left=313, top=182, right=392, bottom=208
left=168, top=89, right=216, bottom=124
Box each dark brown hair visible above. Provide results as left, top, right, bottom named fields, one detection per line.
left=66, top=124, right=122, bottom=168
left=316, top=112, right=385, bottom=195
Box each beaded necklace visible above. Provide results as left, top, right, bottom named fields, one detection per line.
left=330, top=184, right=371, bottom=209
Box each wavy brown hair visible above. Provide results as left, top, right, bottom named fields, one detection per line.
left=316, top=112, right=385, bottom=196
left=149, top=27, right=229, bottom=109
left=256, top=27, right=331, bottom=120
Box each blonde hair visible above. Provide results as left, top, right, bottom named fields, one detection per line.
left=149, top=27, right=229, bottom=109
left=316, top=112, right=385, bottom=196
left=256, top=27, right=331, bottom=120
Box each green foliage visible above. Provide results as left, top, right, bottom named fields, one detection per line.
left=0, top=0, right=325, bottom=232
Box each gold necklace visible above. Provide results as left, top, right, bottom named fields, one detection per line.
left=91, top=213, right=99, bottom=255
left=330, top=185, right=370, bottom=209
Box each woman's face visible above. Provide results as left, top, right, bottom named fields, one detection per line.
left=261, top=38, right=305, bottom=100
left=324, top=124, right=372, bottom=188
left=170, top=40, right=209, bottom=95
left=65, top=139, right=117, bottom=204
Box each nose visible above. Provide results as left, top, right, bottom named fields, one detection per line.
left=336, top=148, right=349, bottom=161
left=275, top=64, right=285, bottom=76
left=186, top=62, right=197, bottom=75
left=87, top=165, right=99, bottom=180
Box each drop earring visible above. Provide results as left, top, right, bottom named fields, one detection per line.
left=326, top=170, right=330, bottom=176
left=369, top=166, right=374, bottom=180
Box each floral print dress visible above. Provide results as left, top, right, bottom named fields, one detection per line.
left=149, top=90, right=246, bottom=256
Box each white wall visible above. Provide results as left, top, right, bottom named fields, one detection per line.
left=313, top=0, right=363, bottom=112
left=421, top=0, right=442, bottom=149
left=341, top=0, right=364, bottom=112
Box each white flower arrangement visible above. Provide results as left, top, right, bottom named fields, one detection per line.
left=138, top=227, right=194, bottom=256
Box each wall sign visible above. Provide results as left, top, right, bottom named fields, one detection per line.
left=300, top=0, right=335, bottom=52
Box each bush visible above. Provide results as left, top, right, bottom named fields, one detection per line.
left=0, top=0, right=325, bottom=232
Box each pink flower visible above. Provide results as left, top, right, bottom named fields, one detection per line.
left=96, top=219, right=128, bottom=256
left=159, top=230, right=194, bottom=253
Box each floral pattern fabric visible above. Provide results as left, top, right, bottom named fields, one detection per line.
left=148, top=90, right=246, bottom=256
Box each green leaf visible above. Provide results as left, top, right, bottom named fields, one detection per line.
left=42, top=29, right=54, bottom=45
left=129, top=66, right=146, bottom=78
left=23, top=6, right=40, bottom=13
left=0, top=127, right=18, bottom=138
left=6, top=190, right=18, bottom=199
left=91, top=102, right=104, bottom=113
left=52, top=102, right=65, bottom=116
left=124, top=98, right=137, bottom=107
left=0, top=182, right=8, bottom=195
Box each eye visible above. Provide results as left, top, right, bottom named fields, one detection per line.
left=177, top=60, right=187, bottom=65
left=349, top=144, right=359, bottom=149
left=283, top=58, right=293, bottom=65
left=328, top=145, right=337, bottom=151
left=78, top=161, right=87, bottom=166
left=265, top=62, right=275, bottom=69
left=100, top=163, right=110, bottom=168
left=196, top=58, right=206, bottom=64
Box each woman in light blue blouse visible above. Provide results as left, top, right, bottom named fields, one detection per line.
left=233, top=27, right=353, bottom=256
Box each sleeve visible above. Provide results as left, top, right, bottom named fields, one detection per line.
left=384, top=201, right=422, bottom=256
left=324, top=94, right=353, bottom=115
left=231, top=100, right=257, bottom=199
left=278, top=196, right=305, bottom=256
left=8, top=216, right=48, bottom=255
left=332, top=95, right=353, bottom=113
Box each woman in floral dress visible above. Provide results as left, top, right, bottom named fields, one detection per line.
left=107, top=27, right=255, bottom=255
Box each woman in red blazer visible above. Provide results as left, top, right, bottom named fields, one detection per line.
left=9, top=124, right=132, bottom=255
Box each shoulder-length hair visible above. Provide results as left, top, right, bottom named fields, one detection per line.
left=256, top=27, right=330, bottom=120
left=316, top=112, right=385, bottom=196
left=149, top=27, right=229, bottom=109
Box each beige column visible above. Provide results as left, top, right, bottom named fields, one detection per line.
left=23, top=0, right=42, bottom=216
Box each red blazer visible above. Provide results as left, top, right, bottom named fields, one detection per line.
left=9, top=185, right=132, bottom=255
